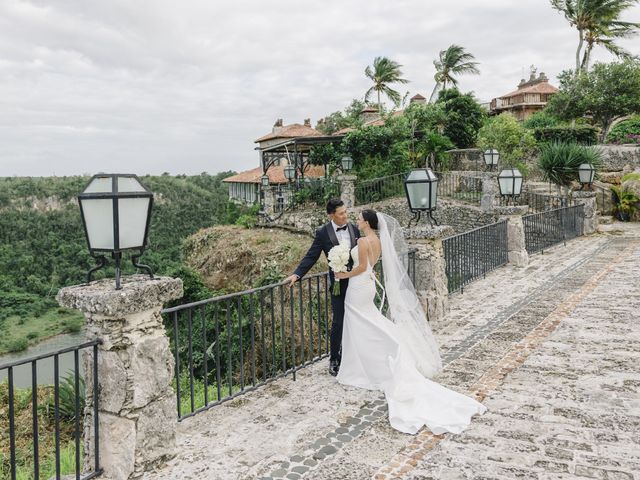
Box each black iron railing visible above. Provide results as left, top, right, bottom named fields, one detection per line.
left=354, top=172, right=406, bottom=206
left=498, top=191, right=573, bottom=213
left=523, top=205, right=584, bottom=255
left=443, top=220, right=509, bottom=294
left=163, top=272, right=331, bottom=421
left=436, top=171, right=483, bottom=204
left=275, top=179, right=341, bottom=213
left=163, top=251, right=417, bottom=420
left=0, top=340, right=102, bottom=480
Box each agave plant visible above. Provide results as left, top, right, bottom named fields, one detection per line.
left=537, top=142, right=603, bottom=192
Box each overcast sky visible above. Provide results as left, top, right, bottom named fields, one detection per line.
left=0, top=0, right=638, bottom=178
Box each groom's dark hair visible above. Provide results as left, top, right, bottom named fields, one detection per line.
left=326, top=198, right=344, bottom=214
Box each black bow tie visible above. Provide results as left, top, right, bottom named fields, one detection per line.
left=336, top=225, right=347, bottom=231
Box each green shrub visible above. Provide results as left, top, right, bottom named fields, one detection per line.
left=537, top=142, right=603, bottom=188
left=5, top=338, right=28, bottom=353
left=607, top=116, right=640, bottom=144
left=477, top=113, right=537, bottom=167
left=235, top=214, right=257, bottom=228
left=533, top=126, right=599, bottom=145
left=523, top=111, right=561, bottom=129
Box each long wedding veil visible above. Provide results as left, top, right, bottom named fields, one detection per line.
left=377, top=212, right=443, bottom=378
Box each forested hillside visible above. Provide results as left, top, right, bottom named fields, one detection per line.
left=0, top=172, right=247, bottom=353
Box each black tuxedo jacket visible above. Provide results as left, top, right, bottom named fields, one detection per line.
left=294, top=222, right=360, bottom=286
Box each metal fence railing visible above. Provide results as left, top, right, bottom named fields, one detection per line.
left=163, top=251, right=417, bottom=421
left=523, top=205, right=585, bottom=255
left=0, top=340, right=102, bottom=480
left=354, top=172, right=406, bottom=206
left=497, top=191, right=574, bottom=213
left=273, top=179, right=341, bottom=214
left=443, top=220, right=508, bottom=294
left=436, top=171, right=483, bottom=205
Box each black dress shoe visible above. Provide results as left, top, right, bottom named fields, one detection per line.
left=329, top=360, right=340, bottom=376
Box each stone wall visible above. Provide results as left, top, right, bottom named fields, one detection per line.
left=598, top=144, right=640, bottom=171
left=270, top=197, right=499, bottom=237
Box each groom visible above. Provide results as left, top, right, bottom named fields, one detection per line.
left=284, top=198, right=360, bottom=376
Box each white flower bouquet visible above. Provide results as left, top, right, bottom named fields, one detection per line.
left=327, top=240, right=351, bottom=296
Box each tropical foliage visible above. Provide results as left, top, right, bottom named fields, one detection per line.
left=435, top=89, right=487, bottom=149
left=606, top=115, right=640, bottom=143
left=477, top=113, right=537, bottom=168
left=550, top=0, right=640, bottom=73
left=430, top=45, right=480, bottom=102
left=364, top=56, right=409, bottom=110
left=537, top=142, right=603, bottom=188
left=546, top=60, right=640, bottom=140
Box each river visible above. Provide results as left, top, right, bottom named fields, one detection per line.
left=0, top=332, right=86, bottom=389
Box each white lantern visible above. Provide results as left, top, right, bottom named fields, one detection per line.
left=483, top=149, right=499, bottom=170
left=78, top=174, right=154, bottom=289
left=404, top=169, right=439, bottom=226
left=578, top=163, right=595, bottom=188
left=497, top=168, right=524, bottom=199
left=341, top=156, right=354, bottom=171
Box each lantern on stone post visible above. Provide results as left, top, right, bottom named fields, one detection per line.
left=404, top=168, right=439, bottom=227
left=578, top=163, right=596, bottom=190
left=497, top=168, right=524, bottom=204
left=341, top=155, right=354, bottom=172
left=483, top=148, right=499, bottom=171
left=78, top=173, right=154, bottom=290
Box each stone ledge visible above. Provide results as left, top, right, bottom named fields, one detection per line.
left=405, top=225, right=455, bottom=240
left=571, top=190, right=597, bottom=199
left=57, top=275, right=183, bottom=316
left=494, top=205, right=529, bottom=216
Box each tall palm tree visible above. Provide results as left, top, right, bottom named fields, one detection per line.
left=364, top=57, right=409, bottom=111
left=551, top=0, right=640, bottom=73
left=429, top=45, right=480, bottom=103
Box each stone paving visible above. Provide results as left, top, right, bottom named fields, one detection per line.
left=142, top=222, right=640, bottom=480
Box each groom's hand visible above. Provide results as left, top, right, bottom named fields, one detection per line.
left=284, top=274, right=299, bottom=287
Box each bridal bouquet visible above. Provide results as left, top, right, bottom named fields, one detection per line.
left=327, top=241, right=351, bottom=295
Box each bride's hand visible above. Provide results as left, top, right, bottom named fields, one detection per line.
left=334, top=272, right=348, bottom=280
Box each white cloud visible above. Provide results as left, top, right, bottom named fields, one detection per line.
left=0, top=0, right=638, bottom=176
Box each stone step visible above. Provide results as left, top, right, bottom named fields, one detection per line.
left=599, top=215, right=614, bottom=224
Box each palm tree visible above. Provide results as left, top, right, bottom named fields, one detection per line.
left=429, top=45, right=480, bottom=103
left=551, top=0, right=640, bottom=73
left=364, top=57, right=409, bottom=111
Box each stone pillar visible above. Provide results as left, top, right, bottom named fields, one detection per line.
left=405, top=225, right=454, bottom=323
left=339, top=174, right=357, bottom=208
left=479, top=172, right=499, bottom=212
left=570, top=190, right=598, bottom=234
left=57, top=275, right=183, bottom=480
left=261, top=185, right=277, bottom=216
left=495, top=205, right=529, bottom=267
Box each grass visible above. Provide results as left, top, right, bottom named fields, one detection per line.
left=0, top=381, right=85, bottom=480
left=0, top=308, right=84, bottom=355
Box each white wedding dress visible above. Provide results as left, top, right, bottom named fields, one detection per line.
left=336, top=243, right=487, bottom=435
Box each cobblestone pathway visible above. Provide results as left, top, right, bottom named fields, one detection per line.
left=142, top=224, right=640, bottom=480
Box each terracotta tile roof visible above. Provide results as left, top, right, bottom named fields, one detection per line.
left=500, top=81, right=558, bottom=99
left=255, top=123, right=323, bottom=143
left=223, top=165, right=326, bottom=184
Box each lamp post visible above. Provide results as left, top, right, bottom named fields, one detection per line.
left=404, top=168, right=439, bottom=227
left=578, top=163, right=596, bottom=190
left=78, top=173, right=154, bottom=290
left=483, top=148, right=499, bottom=171
left=260, top=174, right=270, bottom=187
left=497, top=168, right=524, bottom=205
left=341, top=155, right=354, bottom=172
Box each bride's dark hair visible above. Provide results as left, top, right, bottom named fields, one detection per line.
left=362, top=209, right=379, bottom=230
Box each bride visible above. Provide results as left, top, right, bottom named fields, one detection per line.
left=334, top=209, right=486, bottom=435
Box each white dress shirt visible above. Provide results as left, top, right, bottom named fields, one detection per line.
left=331, top=220, right=350, bottom=245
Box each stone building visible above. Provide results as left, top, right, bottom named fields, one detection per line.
left=489, top=69, right=558, bottom=121
left=223, top=119, right=326, bottom=205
